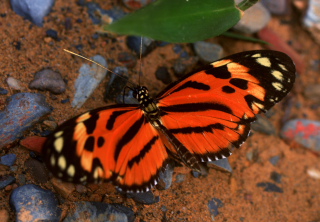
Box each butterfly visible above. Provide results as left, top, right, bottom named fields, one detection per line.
left=42, top=50, right=296, bottom=192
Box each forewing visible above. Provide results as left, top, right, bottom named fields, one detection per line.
left=43, top=104, right=169, bottom=192
left=157, top=50, right=296, bottom=161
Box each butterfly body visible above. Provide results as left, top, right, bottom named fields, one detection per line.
left=43, top=50, right=296, bottom=192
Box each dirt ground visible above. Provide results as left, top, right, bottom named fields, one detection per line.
left=0, top=0, right=320, bottom=221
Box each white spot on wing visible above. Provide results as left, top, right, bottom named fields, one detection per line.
left=67, top=164, right=75, bottom=177
left=279, top=64, right=287, bottom=71
left=58, top=155, right=67, bottom=170
left=252, top=53, right=261, bottom=58
left=272, top=70, right=284, bottom=81
left=54, top=137, right=64, bottom=153
left=272, top=82, right=283, bottom=91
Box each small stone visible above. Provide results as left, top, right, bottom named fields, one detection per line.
left=208, top=158, right=232, bottom=173
left=104, top=66, right=129, bottom=102
left=261, top=0, right=290, bottom=15
left=269, top=155, right=281, bottom=166
left=50, top=178, right=75, bottom=199
left=10, top=184, right=62, bottom=222
left=0, top=93, right=52, bottom=148
left=126, top=191, right=160, bottom=205
left=251, top=115, right=276, bottom=135
left=64, top=201, right=134, bottom=222
left=193, top=41, right=223, bottom=63
left=0, top=154, right=17, bottom=166
left=281, top=119, right=320, bottom=152
left=173, top=56, right=198, bottom=77
left=61, top=98, right=70, bottom=104
left=46, top=29, right=59, bottom=40
left=24, top=158, right=49, bottom=183
left=0, top=87, right=8, bottom=95
left=0, top=175, right=16, bottom=190
left=157, top=161, right=175, bottom=190
left=175, top=174, right=185, bottom=183
left=86, top=3, right=126, bottom=24
left=10, top=0, right=55, bottom=27
left=20, top=136, right=47, bottom=153
left=118, top=52, right=137, bottom=68
left=233, top=2, right=271, bottom=34
left=6, top=77, right=25, bottom=90
left=257, top=182, right=283, bottom=193
left=75, top=184, right=87, bottom=193
left=270, top=171, right=282, bottom=183
left=29, top=69, right=66, bottom=94
left=208, top=198, right=224, bottom=220
left=72, top=55, right=108, bottom=108
left=307, top=168, right=320, bottom=179
left=43, top=120, right=57, bottom=130
left=155, top=66, right=172, bottom=84
left=126, top=36, right=155, bottom=56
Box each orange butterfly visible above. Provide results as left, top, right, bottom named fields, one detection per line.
left=42, top=50, right=296, bottom=192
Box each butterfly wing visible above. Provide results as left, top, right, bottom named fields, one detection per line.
left=43, top=104, right=169, bottom=192
left=157, top=50, right=296, bottom=162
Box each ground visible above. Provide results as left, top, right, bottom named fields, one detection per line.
left=0, top=0, right=320, bottom=221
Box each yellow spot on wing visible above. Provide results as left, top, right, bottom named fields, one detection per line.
left=67, top=165, right=75, bottom=177
left=272, top=70, right=283, bottom=81
left=272, top=82, right=283, bottom=91
left=54, top=137, right=64, bottom=152
left=256, top=57, right=271, bottom=67
left=252, top=53, right=261, bottom=58
left=279, top=64, right=287, bottom=71
left=76, top=112, right=91, bottom=123
left=55, top=131, right=63, bottom=138
left=58, top=155, right=67, bottom=170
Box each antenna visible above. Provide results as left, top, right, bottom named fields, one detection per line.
left=63, top=49, right=137, bottom=87
left=138, top=37, right=143, bottom=85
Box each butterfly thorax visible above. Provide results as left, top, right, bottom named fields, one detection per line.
left=133, top=86, right=160, bottom=121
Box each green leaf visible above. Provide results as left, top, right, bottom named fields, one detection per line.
left=104, top=0, right=242, bottom=43
left=222, top=31, right=270, bottom=44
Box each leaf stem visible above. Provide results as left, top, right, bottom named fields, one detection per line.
left=237, top=0, right=259, bottom=11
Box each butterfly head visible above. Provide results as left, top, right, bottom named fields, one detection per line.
left=133, top=86, right=152, bottom=105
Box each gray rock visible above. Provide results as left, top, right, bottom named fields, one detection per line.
left=29, top=69, right=66, bottom=94
left=10, top=184, right=62, bottom=222
left=208, top=158, right=232, bottom=173
left=0, top=154, right=17, bottom=166
left=0, top=93, right=52, bottom=148
left=72, top=55, right=108, bottom=108
left=193, top=41, right=223, bottom=63
left=10, top=0, right=55, bottom=27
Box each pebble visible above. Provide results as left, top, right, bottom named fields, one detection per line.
left=155, top=66, right=172, bottom=84
left=0, top=87, right=8, bottom=95
left=0, top=154, right=17, bottom=166
left=157, top=161, right=175, bottom=190
left=307, top=168, right=320, bottom=179
left=64, top=201, right=135, bottom=222
left=127, top=191, right=160, bottom=205
left=173, top=56, right=198, bottom=77
left=126, top=36, right=155, bottom=56
left=72, top=55, right=108, bottom=108
left=122, top=0, right=153, bottom=10
left=117, top=89, right=139, bottom=104
left=6, top=77, right=25, bottom=91
left=118, top=52, right=137, bottom=68
left=270, top=171, right=282, bottom=183
left=10, top=0, right=55, bottom=27
left=269, top=155, right=281, bottom=166
left=20, top=136, right=47, bottom=153
left=50, top=178, right=75, bottom=199
left=29, top=69, right=66, bottom=94
left=85, top=2, right=126, bottom=24
left=42, top=120, right=57, bottom=130
left=46, top=29, right=59, bottom=40
left=193, top=41, right=223, bottom=63
left=261, top=0, right=290, bottom=15
left=303, top=0, right=320, bottom=28
left=208, top=158, right=232, bottom=173
left=257, top=182, right=283, bottom=193
left=175, top=174, right=186, bottom=183
left=0, top=209, right=9, bottom=222
left=0, top=93, right=52, bottom=148
left=24, top=158, right=49, bottom=183
left=233, top=2, right=271, bottom=34
left=10, top=184, right=62, bottom=222
left=105, top=66, right=129, bottom=102
left=281, top=119, right=320, bottom=152
left=208, top=198, right=224, bottom=220
left=251, top=115, right=276, bottom=135
left=0, top=175, right=16, bottom=190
